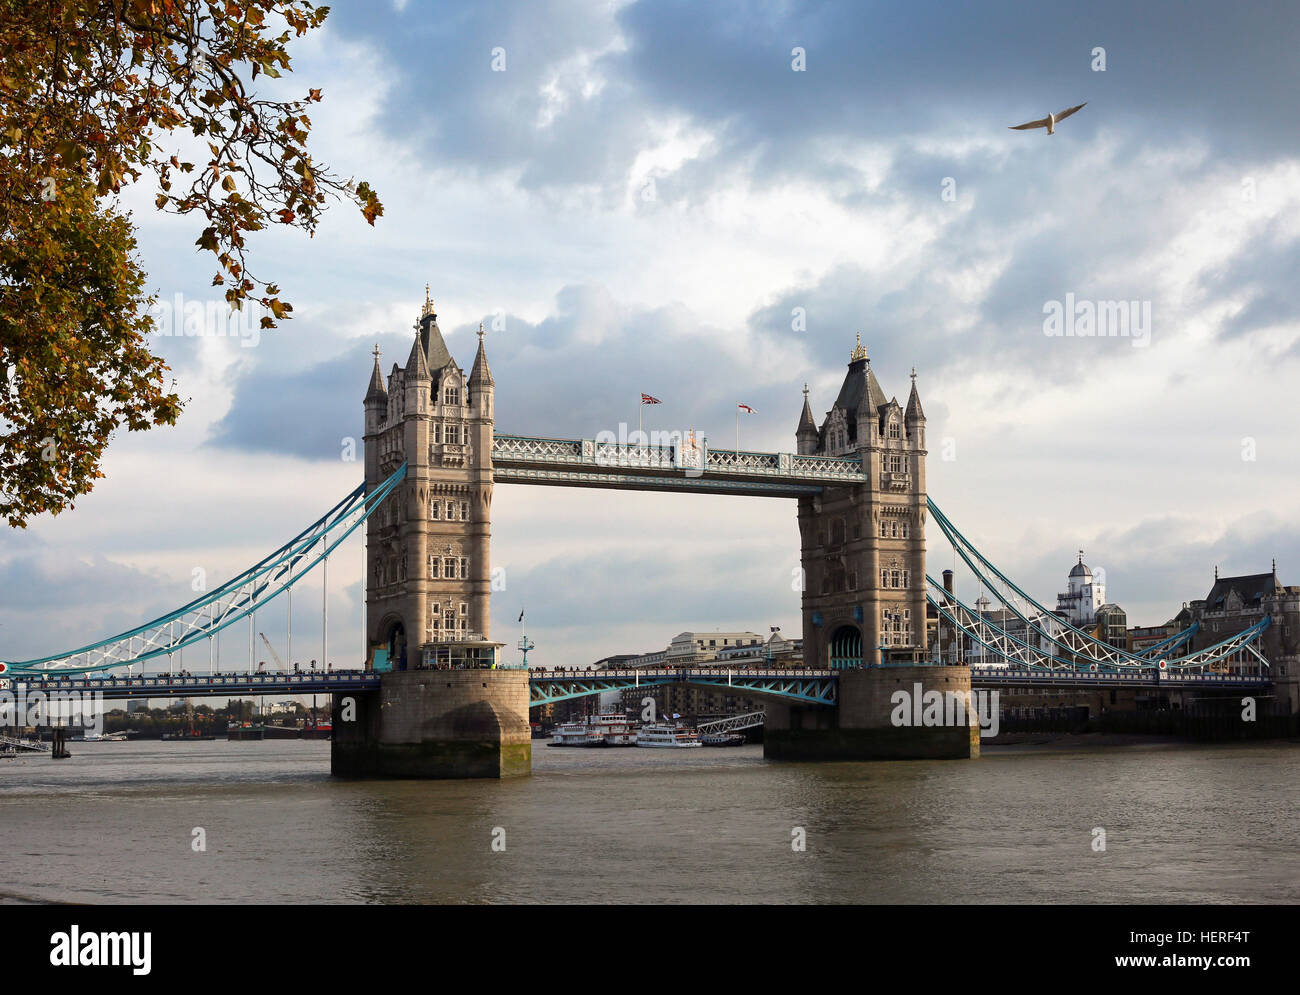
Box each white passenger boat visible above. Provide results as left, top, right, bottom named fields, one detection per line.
left=549, top=712, right=638, bottom=747
left=635, top=723, right=703, bottom=748
left=549, top=720, right=601, bottom=746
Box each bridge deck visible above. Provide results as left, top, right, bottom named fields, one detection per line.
left=8, top=671, right=380, bottom=700
left=3, top=665, right=1265, bottom=704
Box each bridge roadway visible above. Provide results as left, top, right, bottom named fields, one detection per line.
left=3, top=667, right=841, bottom=706
left=2, top=664, right=1267, bottom=703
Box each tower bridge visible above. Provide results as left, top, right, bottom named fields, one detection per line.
left=3, top=291, right=1278, bottom=777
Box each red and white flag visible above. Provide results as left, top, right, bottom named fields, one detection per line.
left=640, top=393, right=662, bottom=405
left=737, top=403, right=756, bottom=414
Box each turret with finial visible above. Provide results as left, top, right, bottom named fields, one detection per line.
left=850, top=331, right=868, bottom=363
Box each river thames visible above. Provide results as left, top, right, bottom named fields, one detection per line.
left=1, top=740, right=1295, bottom=904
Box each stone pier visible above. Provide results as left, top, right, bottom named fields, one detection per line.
left=764, top=666, right=980, bottom=761
left=331, top=670, right=531, bottom=779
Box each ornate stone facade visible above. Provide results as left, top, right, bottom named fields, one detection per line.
left=362, top=292, right=496, bottom=670
left=796, top=338, right=928, bottom=668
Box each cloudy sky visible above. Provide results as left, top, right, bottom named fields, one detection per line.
left=5, top=0, right=1300, bottom=671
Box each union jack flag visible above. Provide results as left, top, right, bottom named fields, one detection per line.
left=737, top=403, right=756, bottom=413
left=640, top=393, right=662, bottom=404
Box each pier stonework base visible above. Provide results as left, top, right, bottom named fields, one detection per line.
left=331, top=670, right=531, bottom=779
left=764, top=667, right=980, bottom=761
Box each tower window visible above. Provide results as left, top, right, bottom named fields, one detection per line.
left=888, top=421, right=901, bottom=439
left=460, top=501, right=469, bottom=521
left=431, top=502, right=440, bottom=520
left=444, top=557, right=456, bottom=577
left=459, top=557, right=469, bottom=579
left=446, top=500, right=455, bottom=520
left=444, top=387, right=460, bottom=406
left=428, top=556, right=439, bottom=579
left=434, top=424, right=441, bottom=444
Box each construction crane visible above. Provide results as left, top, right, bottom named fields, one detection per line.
left=259, top=632, right=311, bottom=716
left=258, top=632, right=285, bottom=672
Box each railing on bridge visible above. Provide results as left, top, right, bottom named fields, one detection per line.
left=695, top=710, right=766, bottom=733
left=492, top=434, right=867, bottom=492
left=970, top=666, right=1272, bottom=688
left=12, top=671, right=381, bottom=700
left=0, top=734, right=48, bottom=753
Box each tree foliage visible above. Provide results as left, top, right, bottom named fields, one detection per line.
left=0, top=1, right=382, bottom=527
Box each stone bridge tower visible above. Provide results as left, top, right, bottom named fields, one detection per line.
left=765, top=337, right=974, bottom=761
left=796, top=335, right=928, bottom=669
left=337, top=289, right=528, bottom=781
left=361, top=288, right=498, bottom=672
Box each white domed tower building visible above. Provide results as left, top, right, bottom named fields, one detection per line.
left=1056, top=553, right=1105, bottom=626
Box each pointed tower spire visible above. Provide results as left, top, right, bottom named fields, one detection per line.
left=416, top=285, right=452, bottom=371
left=905, top=366, right=925, bottom=421
left=797, top=383, right=816, bottom=432
left=469, top=321, right=494, bottom=386
left=796, top=383, right=819, bottom=454
left=365, top=343, right=387, bottom=401
left=405, top=327, right=431, bottom=381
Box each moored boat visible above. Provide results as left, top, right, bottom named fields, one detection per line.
left=550, top=711, right=638, bottom=747
left=635, top=722, right=703, bottom=748
left=700, top=732, right=746, bottom=747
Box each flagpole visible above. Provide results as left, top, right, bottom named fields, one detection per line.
left=735, top=406, right=739, bottom=452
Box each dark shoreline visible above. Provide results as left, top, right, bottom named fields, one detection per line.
left=982, top=731, right=1300, bottom=752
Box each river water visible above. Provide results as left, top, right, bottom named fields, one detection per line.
left=0, top=740, right=1295, bottom=904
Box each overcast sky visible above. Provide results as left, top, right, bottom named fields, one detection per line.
left=4, top=0, right=1300, bottom=671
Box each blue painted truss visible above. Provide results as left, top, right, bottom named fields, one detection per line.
left=528, top=668, right=838, bottom=706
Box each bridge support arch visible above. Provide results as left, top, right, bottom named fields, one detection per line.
left=332, top=670, right=531, bottom=779
left=764, top=666, right=980, bottom=761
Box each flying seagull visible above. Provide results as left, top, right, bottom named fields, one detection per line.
left=1009, top=102, right=1087, bottom=135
